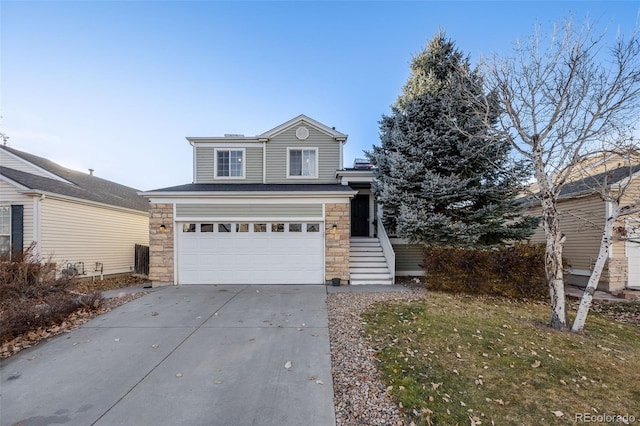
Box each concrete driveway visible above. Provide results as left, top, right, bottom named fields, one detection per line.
left=0, top=285, right=335, bottom=426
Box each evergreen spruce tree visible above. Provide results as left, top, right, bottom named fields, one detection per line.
left=367, top=32, right=537, bottom=247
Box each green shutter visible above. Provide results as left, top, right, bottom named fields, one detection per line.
left=11, top=204, right=24, bottom=258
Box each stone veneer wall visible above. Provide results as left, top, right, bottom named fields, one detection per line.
left=325, top=202, right=350, bottom=284
left=603, top=258, right=628, bottom=292
left=149, top=203, right=174, bottom=285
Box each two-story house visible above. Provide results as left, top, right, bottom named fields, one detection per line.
left=142, top=115, right=424, bottom=286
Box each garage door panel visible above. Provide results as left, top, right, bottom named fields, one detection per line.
left=178, top=222, right=324, bottom=285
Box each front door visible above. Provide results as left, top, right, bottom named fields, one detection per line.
left=351, top=194, right=370, bottom=237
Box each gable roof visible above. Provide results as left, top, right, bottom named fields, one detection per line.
left=186, top=115, right=348, bottom=145
left=558, top=164, right=640, bottom=197
left=518, top=164, right=640, bottom=206
left=0, top=145, right=148, bottom=212
left=258, top=114, right=348, bottom=141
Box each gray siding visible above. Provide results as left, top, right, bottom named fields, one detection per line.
left=265, top=126, right=341, bottom=184
left=176, top=203, right=323, bottom=217
left=195, top=146, right=263, bottom=183
left=393, top=243, right=425, bottom=272
left=527, top=195, right=605, bottom=271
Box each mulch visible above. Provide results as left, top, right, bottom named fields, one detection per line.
left=1, top=274, right=150, bottom=359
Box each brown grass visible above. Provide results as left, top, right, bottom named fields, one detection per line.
left=363, top=292, right=640, bottom=425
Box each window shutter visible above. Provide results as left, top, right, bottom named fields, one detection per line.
left=11, top=204, right=24, bottom=258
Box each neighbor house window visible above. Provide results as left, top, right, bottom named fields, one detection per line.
left=216, top=149, right=244, bottom=178
left=288, top=148, right=317, bottom=178
left=0, top=207, right=10, bottom=256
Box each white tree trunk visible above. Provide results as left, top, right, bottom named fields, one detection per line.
left=571, top=201, right=619, bottom=332
left=541, top=194, right=569, bottom=330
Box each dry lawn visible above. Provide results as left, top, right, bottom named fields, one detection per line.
left=362, top=292, right=640, bottom=425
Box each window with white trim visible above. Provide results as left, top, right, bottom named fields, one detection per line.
left=288, top=148, right=317, bottom=178
left=0, top=207, right=10, bottom=256
left=215, top=149, right=244, bottom=178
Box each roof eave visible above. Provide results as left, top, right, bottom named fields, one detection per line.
left=140, top=190, right=357, bottom=198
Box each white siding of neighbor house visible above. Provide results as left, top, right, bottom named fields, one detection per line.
left=0, top=149, right=66, bottom=181
left=195, top=146, right=263, bottom=184
left=0, top=180, right=35, bottom=250
left=176, top=203, right=323, bottom=218
left=265, top=126, right=341, bottom=184
left=392, top=242, right=425, bottom=273
left=527, top=195, right=606, bottom=271
left=39, top=197, right=149, bottom=276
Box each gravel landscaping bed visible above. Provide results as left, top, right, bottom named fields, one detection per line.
left=327, top=289, right=428, bottom=425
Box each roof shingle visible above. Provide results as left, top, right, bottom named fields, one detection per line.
left=1, top=146, right=148, bottom=212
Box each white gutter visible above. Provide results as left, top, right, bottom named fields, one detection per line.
left=140, top=190, right=358, bottom=198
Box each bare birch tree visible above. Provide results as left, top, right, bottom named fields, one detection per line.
left=460, top=18, right=640, bottom=330
left=569, top=148, right=640, bottom=331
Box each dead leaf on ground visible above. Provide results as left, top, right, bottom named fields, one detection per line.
left=531, top=360, right=541, bottom=368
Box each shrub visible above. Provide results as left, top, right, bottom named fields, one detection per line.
left=422, top=243, right=548, bottom=299
left=0, top=243, right=104, bottom=343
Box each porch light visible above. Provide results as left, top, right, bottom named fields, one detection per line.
left=160, top=224, right=167, bottom=233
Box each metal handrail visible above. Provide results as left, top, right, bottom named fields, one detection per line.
left=376, top=206, right=395, bottom=284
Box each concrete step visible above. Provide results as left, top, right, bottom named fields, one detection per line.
left=350, top=267, right=390, bottom=274
left=350, top=262, right=388, bottom=268
left=351, top=278, right=394, bottom=285
left=350, top=251, right=385, bottom=257
left=350, top=237, right=380, bottom=242
left=350, top=246, right=383, bottom=252
left=350, top=273, right=393, bottom=280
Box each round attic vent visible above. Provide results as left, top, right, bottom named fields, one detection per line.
left=295, top=126, right=310, bottom=140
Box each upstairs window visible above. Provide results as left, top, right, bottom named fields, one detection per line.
left=215, top=149, right=244, bottom=178
left=288, top=148, right=317, bottom=178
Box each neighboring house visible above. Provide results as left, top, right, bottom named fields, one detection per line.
left=0, top=145, right=149, bottom=277
left=521, top=156, right=640, bottom=292
left=142, top=115, right=421, bottom=286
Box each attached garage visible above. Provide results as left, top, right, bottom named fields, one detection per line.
left=177, top=221, right=324, bottom=284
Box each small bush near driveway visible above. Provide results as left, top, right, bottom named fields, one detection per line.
left=0, top=245, right=105, bottom=349
left=362, top=292, right=640, bottom=425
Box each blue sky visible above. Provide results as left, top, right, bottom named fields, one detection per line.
left=2, top=1, right=639, bottom=190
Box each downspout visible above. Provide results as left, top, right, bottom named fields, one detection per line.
left=173, top=202, right=178, bottom=285
left=32, top=195, right=42, bottom=257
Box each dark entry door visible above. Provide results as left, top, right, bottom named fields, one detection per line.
left=351, top=194, right=370, bottom=237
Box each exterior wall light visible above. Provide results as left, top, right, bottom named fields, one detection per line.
left=160, top=224, right=167, bottom=233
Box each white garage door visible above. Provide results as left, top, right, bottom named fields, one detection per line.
left=177, top=222, right=324, bottom=284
